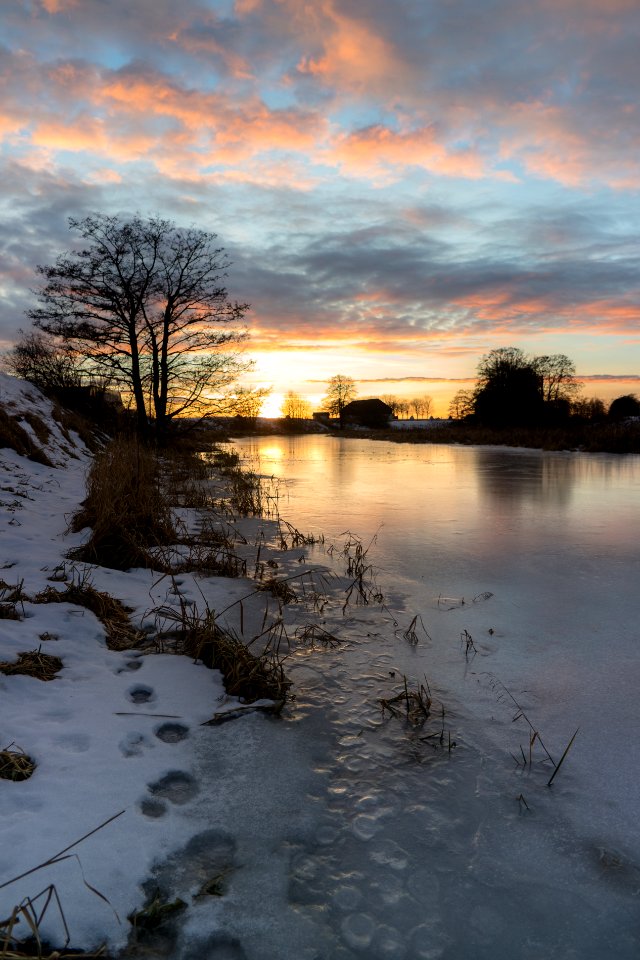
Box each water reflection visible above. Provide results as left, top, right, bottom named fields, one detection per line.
left=472, top=446, right=639, bottom=513
left=472, top=448, right=576, bottom=510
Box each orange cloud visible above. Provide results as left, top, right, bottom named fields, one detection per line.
left=453, top=288, right=640, bottom=336
left=500, top=101, right=640, bottom=189
left=98, top=74, right=322, bottom=162
left=296, top=1, right=409, bottom=96
left=330, top=124, right=487, bottom=181
left=39, top=0, right=79, bottom=12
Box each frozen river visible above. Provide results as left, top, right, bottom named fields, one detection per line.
left=216, top=436, right=640, bottom=959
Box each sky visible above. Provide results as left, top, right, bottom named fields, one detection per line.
left=1, top=0, right=639, bottom=417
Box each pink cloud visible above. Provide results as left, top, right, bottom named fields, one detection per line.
left=330, top=123, right=488, bottom=181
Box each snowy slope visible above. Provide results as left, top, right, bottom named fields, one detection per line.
left=0, top=373, right=271, bottom=954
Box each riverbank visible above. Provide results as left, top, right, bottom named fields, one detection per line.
left=363, top=419, right=640, bottom=453
left=0, top=374, right=318, bottom=957
left=225, top=417, right=640, bottom=454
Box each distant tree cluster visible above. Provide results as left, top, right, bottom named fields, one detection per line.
left=381, top=395, right=433, bottom=419
left=444, top=347, right=637, bottom=427
left=452, top=347, right=577, bottom=426
left=281, top=391, right=312, bottom=419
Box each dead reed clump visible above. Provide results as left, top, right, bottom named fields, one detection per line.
left=380, top=676, right=433, bottom=726
left=208, top=449, right=265, bottom=516
left=0, top=887, right=110, bottom=958
left=293, top=623, right=342, bottom=649
left=68, top=439, right=176, bottom=571
left=0, top=745, right=36, bottom=782
left=155, top=604, right=290, bottom=704
left=0, top=649, right=62, bottom=681
left=34, top=578, right=143, bottom=651
left=257, top=577, right=299, bottom=604
left=0, top=580, right=27, bottom=621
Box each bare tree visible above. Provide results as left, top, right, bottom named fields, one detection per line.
left=27, top=214, right=249, bottom=440
left=380, top=394, right=401, bottom=417
left=323, top=375, right=356, bottom=425
left=228, top=386, right=269, bottom=420
left=534, top=354, right=581, bottom=403
left=4, top=330, right=83, bottom=392
left=408, top=395, right=433, bottom=419
left=448, top=389, right=474, bottom=419
left=281, top=391, right=312, bottom=419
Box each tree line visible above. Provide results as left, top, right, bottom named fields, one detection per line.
left=448, top=347, right=638, bottom=425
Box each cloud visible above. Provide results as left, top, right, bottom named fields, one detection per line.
left=1, top=0, right=639, bottom=383
left=330, top=124, right=488, bottom=181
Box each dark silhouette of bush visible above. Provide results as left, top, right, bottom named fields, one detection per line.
left=608, top=394, right=640, bottom=421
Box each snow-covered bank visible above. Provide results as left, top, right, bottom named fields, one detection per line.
left=0, top=374, right=307, bottom=956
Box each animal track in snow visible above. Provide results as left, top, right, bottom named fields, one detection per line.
left=117, top=659, right=143, bottom=674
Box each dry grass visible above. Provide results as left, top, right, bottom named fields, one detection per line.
left=380, top=676, right=433, bottom=726
left=50, top=404, right=103, bottom=453
left=154, top=600, right=290, bottom=705
left=21, top=414, right=51, bottom=448
left=0, top=580, right=27, bottom=621
left=0, top=886, right=110, bottom=958
left=207, top=449, right=264, bottom=515
left=0, top=408, right=52, bottom=467
left=34, top=578, right=142, bottom=651
left=0, top=650, right=62, bottom=681
left=69, top=439, right=176, bottom=571
left=0, top=745, right=36, bottom=782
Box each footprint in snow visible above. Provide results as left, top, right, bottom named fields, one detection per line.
left=127, top=684, right=155, bottom=704
left=139, top=797, right=168, bottom=819
left=119, top=732, right=152, bottom=758
left=155, top=722, right=190, bottom=743
left=147, top=770, right=199, bottom=805
left=116, top=659, right=143, bottom=674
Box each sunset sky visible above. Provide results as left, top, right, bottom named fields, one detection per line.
left=1, top=0, right=639, bottom=416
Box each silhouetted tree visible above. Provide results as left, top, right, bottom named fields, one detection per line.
left=229, top=387, right=269, bottom=420
left=281, top=391, right=312, bottom=419
left=27, top=214, right=249, bottom=440
left=534, top=354, right=581, bottom=403
left=323, top=375, right=356, bottom=426
left=408, top=395, right=433, bottom=419
left=5, top=330, right=83, bottom=392
left=473, top=347, right=544, bottom=426
left=608, top=394, right=640, bottom=421
left=448, top=389, right=474, bottom=419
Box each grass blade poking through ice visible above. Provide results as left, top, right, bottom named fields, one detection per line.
left=547, top=728, right=579, bottom=787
